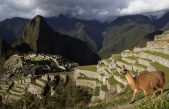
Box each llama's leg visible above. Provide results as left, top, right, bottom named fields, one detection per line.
left=160, top=88, right=163, bottom=97
left=152, top=90, right=157, bottom=98
left=152, top=87, right=157, bottom=98
left=130, top=89, right=137, bottom=104
left=143, top=89, right=147, bottom=97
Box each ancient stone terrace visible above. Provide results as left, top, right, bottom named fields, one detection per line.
left=73, top=30, right=169, bottom=102
left=146, top=30, right=169, bottom=49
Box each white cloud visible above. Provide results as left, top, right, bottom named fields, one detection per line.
left=120, top=0, right=169, bottom=15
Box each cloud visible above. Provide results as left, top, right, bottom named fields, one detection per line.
left=0, top=0, right=169, bottom=21
left=120, top=0, right=169, bottom=15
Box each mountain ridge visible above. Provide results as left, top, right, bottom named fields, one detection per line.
left=14, top=15, right=100, bottom=65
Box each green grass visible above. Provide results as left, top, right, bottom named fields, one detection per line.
left=101, top=85, right=108, bottom=92
left=76, top=65, right=97, bottom=71
left=48, top=72, right=74, bottom=76
left=112, top=54, right=130, bottom=65
left=151, top=62, right=169, bottom=88
left=133, top=97, right=169, bottom=109
left=113, top=54, right=147, bottom=69
left=135, top=62, right=147, bottom=69
left=139, top=58, right=152, bottom=62
left=127, top=56, right=139, bottom=60
left=144, top=51, right=169, bottom=60
left=108, top=76, right=119, bottom=85
left=89, top=88, right=134, bottom=109
left=77, top=77, right=102, bottom=84
left=93, top=87, right=100, bottom=96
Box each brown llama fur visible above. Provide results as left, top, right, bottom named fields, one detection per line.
left=121, top=66, right=165, bottom=103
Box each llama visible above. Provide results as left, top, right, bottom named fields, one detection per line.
left=121, top=65, right=165, bottom=103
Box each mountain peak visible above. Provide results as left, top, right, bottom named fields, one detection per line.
left=16, top=15, right=54, bottom=52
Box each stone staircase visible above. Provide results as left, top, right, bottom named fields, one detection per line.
left=1, top=77, right=31, bottom=103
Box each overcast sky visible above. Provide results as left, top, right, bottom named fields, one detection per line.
left=0, top=0, right=169, bottom=21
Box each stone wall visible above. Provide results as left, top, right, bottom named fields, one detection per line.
left=139, top=52, right=169, bottom=68
left=74, top=69, right=98, bottom=79
left=75, top=79, right=97, bottom=89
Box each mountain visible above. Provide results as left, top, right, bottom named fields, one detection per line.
left=0, top=17, right=28, bottom=44
left=58, top=22, right=97, bottom=52
left=98, top=15, right=154, bottom=58
left=1, top=12, right=169, bottom=59
left=154, top=12, right=169, bottom=30
left=46, top=15, right=108, bottom=51
left=15, top=15, right=100, bottom=65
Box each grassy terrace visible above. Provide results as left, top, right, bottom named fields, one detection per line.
left=11, top=88, right=23, bottom=93
left=77, top=77, right=102, bottom=84
left=31, top=80, right=44, bottom=88
left=48, top=72, right=74, bottom=76
left=113, top=54, right=147, bottom=69
left=113, top=54, right=130, bottom=65
left=108, top=75, right=124, bottom=88
left=76, top=65, right=97, bottom=72
left=36, top=77, right=47, bottom=83
left=139, top=57, right=152, bottom=62
left=8, top=92, right=21, bottom=97
left=144, top=51, right=169, bottom=60
left=152, top=62, right=169, bottom=88
left=127, top=56, right=139, bottom=60
left=14, top=86, right=25, bottom=90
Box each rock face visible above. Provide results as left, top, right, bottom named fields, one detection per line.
left=15, top=15, right=100, bottom=65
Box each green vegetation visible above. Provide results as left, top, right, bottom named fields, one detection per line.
left=77, top=77, right=102, bottom=84
left=113, top=54, right=147, bottom=69
left=133, top=97, right=169, bottom=109
left=48, top=72, right=74, bottom=76
left=127, top=56, right=139, bottom=60
left=93, top=87, right=100, bottom=96
left=101, top=85, right=108, bottom=92
left=145, top=51, right=169, bottom=60
left=0, top=56, right=7, bottom=75
left=108, top=76, right=119, bottom=85
left=76, top=65, right=97, bottom=71
left=112, top=54, right=130, bottom=65
left=99, top=22, right=153, bottom=58
left=89, top=87, right=134, bottom=109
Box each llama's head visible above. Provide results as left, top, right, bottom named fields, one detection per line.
left=121, top=65, right=129, bottom=75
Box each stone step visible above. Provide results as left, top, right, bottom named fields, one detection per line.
left=0, top=89, right=6, bottom=93
left=76, top=79, right=97, bottom=89
left=139, top=52, right=169, bottom=68
left=35, top=77, right=47, bottom=87
left=9, top=89, right=24, bottom=96
left=7, top=92, right=21, bottom=100
left=13, top=86, right=25, bottom=92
